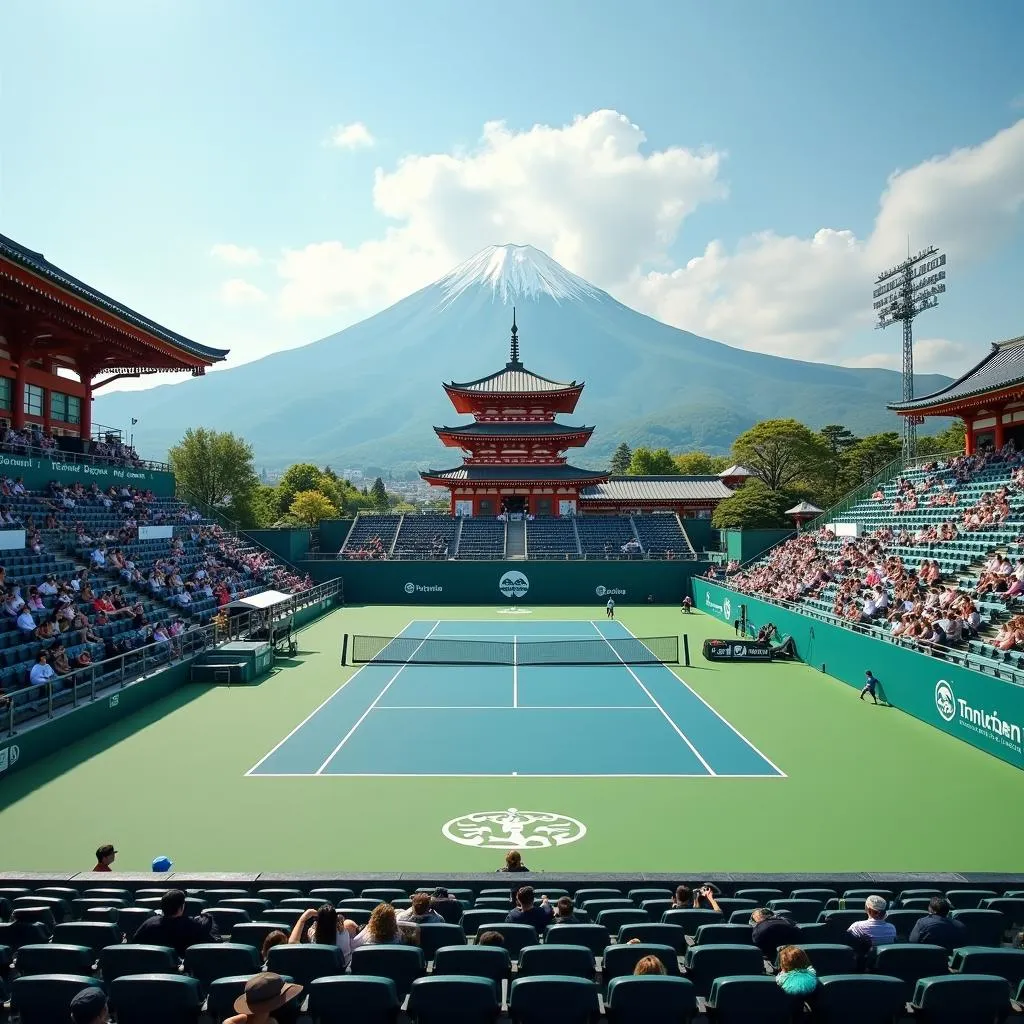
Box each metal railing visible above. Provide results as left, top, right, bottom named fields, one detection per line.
left=0, top=578, right=343, bottom=737
left=703, top=581, right=1024, bottom=688
left=0, top=439, right=170, bottom=474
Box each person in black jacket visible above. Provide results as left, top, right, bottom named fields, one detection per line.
left=750, top=908, right=802, bottom=962
left=428, top=888, right=464, bottom=925
left=908, top=898, right=968, bottom=952
left=132, top=889, right=220, bottom=957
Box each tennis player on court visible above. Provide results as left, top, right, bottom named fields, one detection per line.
left=606, top=598, right=615, bottom=619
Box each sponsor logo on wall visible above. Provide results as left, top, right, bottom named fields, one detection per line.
left=0, top=744, right=20, bottom=774
left=498, top=571, right=530, bottom=599
left=404, top=582, right=443, bottom=594
left=0, top=453, right=156, bottom=482
left=442, top=808, right=586, bottom=849
left=703, top=592, right=732, bottom=621
left=934, top=679, right=1022, bottom=754
left=595, top=586, right=626, bottom=598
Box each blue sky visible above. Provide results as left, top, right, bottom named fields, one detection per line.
left=3, top=0, right=1023, bottom=385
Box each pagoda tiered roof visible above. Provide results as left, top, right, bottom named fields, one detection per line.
left=422, top=465, right=609, bottom=483
left=445, top=362, right=580, bottom=394
left=436, top=421, right=593, bottom=438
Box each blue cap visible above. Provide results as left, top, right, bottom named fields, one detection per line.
left=70, top=986, right=107, bottom=1023
left=152, top=855, right=173, bottom=872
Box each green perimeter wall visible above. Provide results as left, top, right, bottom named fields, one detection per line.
left=301, top=557, right=708, bottom=605
left=0, top=594, right=340, bottom=781
left=693, top=579, right=1024, bottom=771
left=720, top=528, right=794, bottom=564
left=0, top=452, right=175, bottom=496
left=245, top=529, right=311, bottom=564
left=317, top=519, right=355, bottom=554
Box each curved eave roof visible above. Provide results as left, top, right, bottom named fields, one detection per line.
left=0, top=232, right=228, bottom=364
left=435, top=422, right=593, bottom=438
left=580, top=476, right=735, bottom=501
left=888, top=335, right=1024, bottom=412
left=445, top=360, right=581, bottom=395
left=421, top=465, right=609, bottom=484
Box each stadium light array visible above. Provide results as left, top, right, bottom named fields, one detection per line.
left=872, top=246, right=947, bottom=459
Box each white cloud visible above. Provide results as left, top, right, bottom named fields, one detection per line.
left=210, top=243, right=262, bottom=266
left=842, top=338, right=972, bottom=374
left=265, top=111, right=1024, bottom=377
left=220, top=278, right=268, bottom=306
left=327, top=122, right=375, bottom=149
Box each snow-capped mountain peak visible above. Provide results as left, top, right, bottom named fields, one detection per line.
left=437, top=243, right=603, bottom=306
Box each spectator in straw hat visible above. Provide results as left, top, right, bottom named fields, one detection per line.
left=223, top=972, right=303, bottom=1024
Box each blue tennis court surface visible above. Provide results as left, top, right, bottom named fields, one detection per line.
left=247, top=620, right=785, bottom=778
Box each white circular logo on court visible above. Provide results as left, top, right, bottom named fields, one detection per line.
left=498, top=571, right=530, bottom=599
left=722, top=598, right=732, bottom=620
left=935, top=679, right=956, bottom=722
left=442, top=808, right=586, bottom=850
left=403, top=582, right=416, bottom=594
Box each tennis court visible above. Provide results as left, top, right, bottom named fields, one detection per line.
left=247, top=620, right=784, bottom=778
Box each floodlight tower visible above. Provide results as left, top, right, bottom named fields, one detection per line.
left=873, top=246, right=947, bottom=459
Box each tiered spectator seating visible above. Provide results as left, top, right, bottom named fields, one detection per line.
left=723, top=446, right=1024, bottom=677
left=526, top=518, right=579, bottom=558
left=1, top=880, right=1022, bottom=1022
left=0, top=423, right=144, bottom=467
left=575, top=517, right=638, bottom=557
left=393, top=515, right=456, bottom=560
left=631, top=515, right=693, bottom=557
left=456, top=519, right=506, bottom=558
left=342, top=514, right=402, bottom=558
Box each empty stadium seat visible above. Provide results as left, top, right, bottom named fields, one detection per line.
left=628, top=888, right=673, bottom=903
left=606, top=975, right=697, bottom=1023
left=950, top=909, right=1005, bottom=947
left=407, top=974, right=500, bottom=1024
left=119, top=907, right=153, bottom=938
left=350, top=944, right=425, bottom=998
left=484, top=923, right=537, bottom=956
left=980, top=897, right=1024, bottom=928
left=662, top=908, right=722, bottom=934
left=910, top=973, right=1012, bottom=1024
left=768, top=898, right=824, bottom=924
left=0, top=920, right=49, bottom=950
left=432, top=944, right=512, bottom=985
left=256, top=888, right=304, bottom=902
left=871, top=943, right=950, bottom=1001
left=418, top=923, right=466, bottom=961
left=12, top=896, right=69, bottom=923
left=884, top=909, right=927, bottom=939
left=267, top=942, right=344, bottom=985
left=109, top=973, right=202, bottom=1024
left=695, top=923, right=753, bottom=945
left=11, top=975, right=102, bottom=1024
left=706, top=975, right=799, bottom=1023
left=596, top=909, right=648, bottom=933
left=203, top=906, right=250, bottom=936
left=183, top=942, right=260, bottom=991
left=99, top=943, right=177, bottom=984
left=544, top=923, right=610, bottom=957
left=508, top=975, right=600, bottom=1024
left=306, top=975, right=399, bottom=1024
left=461, top=909, right=507, bottom=936
left=791, top=889, right=839, bottom=903
left=800, top=943, right=858, bottom=975
left=518, top=943, right=595, bottom=980
left=809, top=974, right=906, bottom=1024
left=945, top=890, right=998, bottom=910
left=735, top=889, right=784, bottom=903
left=232, top=921, right=287, bottom=950
left=51, top=921, right=121, bottom=957
left=309, top=888, right=356, bottom=904
left=950, top=947, right=1024, bottom=988
left=682, top=944, right=765, bottom=997
left=13, top=943, right=93, bottom=977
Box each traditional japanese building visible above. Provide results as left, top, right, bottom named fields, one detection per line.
left=422, top=315, right=609, bottom=516
left=0, top=232, right=227, bottom=449
left=889, top=334, right=1024, bottom=454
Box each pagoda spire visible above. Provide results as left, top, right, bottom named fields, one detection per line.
left=508, top=307, right=521, bottom=367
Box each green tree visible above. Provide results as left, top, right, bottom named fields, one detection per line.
left=711, top=479, right=798, bottom=530
left=673, top=451, right=728, bottom=475
left=731, top=418, right=824, bottom=491
left=844, top=432, right=902, bottom=483
left=370, top=477, right=389, bottom=510
left=916, top=420, right=966, bottom=457
left=250, top=484, right=281, bottom=528
left=288, top=489, right=339, bottom=526
left=627, top=447, right=679, bottom=475
left=816, top=424, right=859, bottom=504
left=610, top=442, right=633, bottom=474
left=168, top=428, right=259, bottom=517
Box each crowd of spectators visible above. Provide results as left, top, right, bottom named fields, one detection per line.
left=0, top=422, right=144, bottom=466
left=341, top=534, right=388, bottom=560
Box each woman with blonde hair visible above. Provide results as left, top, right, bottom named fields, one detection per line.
left=351, top=903, right=409, bottom=949
left=775, top=945, right=818, bottom=996
left=633, top=955, right=666, bottom=975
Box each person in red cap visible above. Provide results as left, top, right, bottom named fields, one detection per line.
left=223, top=972, right=302, bottom=1024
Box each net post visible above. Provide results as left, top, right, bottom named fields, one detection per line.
left=682, top=634, right=690, bottom=667
left=340, top=633, right=348, bottom=666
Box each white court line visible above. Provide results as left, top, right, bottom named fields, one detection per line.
left=615, top=620, right=788, bottom=779
left=427, top=632, right=605, bottom=639
left=512, top=635, right=518, bottom=708
left=313, top=620, right=442, bottom=775
left=252, top=771, right=781, bottom=779
left=590, top=621, right=716, bottom=776
left=374, top=705, right=658, bottom=711
left=245, top=618, right=419, bottom=776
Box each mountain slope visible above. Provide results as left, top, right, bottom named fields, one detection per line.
left=95, top=244, right=952, bottom=472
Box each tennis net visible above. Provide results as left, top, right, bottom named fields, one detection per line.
left=349, top=634, right=679, bottom=666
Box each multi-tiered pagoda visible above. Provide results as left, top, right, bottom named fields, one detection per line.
left=422, top=315, right=608, bottom=516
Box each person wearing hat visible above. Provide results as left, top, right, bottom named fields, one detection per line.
left=223, top=972, right=302, bottom=1024
left=70, top=985, right=108, bottom=1024
left=93, top=844, right=116, bottom=872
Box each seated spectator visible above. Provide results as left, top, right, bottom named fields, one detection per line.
left=505, top=886, right=553, bottom=931
left=775, top=945, right=818, bottom=996
left=907, top=897, right=968, bottom=951
left=29, top=651, right=54, bottom=687
left=476, top=930, right=505, bottom=947
left=847, top=895, right=896, bottom=947
left=132, top=888, right=221, bottom=956
left=351, top=903, right=409, bottom=948
left=69, top=987, right=109, bottom=1024
left=551, top=896, right=584, bottom=925
left=670, top=884, right=693, bottom=908
left=260, top=930, right=288, bottom=970
left=428, top=887, right=464, bottom=924
left=499, top=849, right=530, bottom=873
left=288, top=904, right=357, bottom=969
left=633, top=954, right=666, bottom=975
left=750, top=908, right=802, bottom=961
left=398, top=892, right=445, bottom=926
left=222, top=972, right=303, bottom=1024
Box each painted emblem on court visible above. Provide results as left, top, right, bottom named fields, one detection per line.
left=0, top=745, right=20, bottom=774
left=722, top=598, right=732, bottom=620
left=403, top=582, right=416, bottom=594
left=935, top=680, right=956, bottom=722
left=498, top=571, right=530, bottom=599
left=442, top=808, right=586, bottom=849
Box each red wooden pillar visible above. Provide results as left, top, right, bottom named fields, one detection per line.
left=993, top=408, right=1005, bottom=450
left=79, top=372, right=93, bottom=442
left=11, top=358, right=27, bottom=430
left=963, top=418, right=975, bottom=455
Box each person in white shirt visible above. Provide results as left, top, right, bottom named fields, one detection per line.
left=38, top=576, right=58, bottom=597
left=5, top=590, right=25, bottom=616
left=29, top=652, right=54, bottom=687
left=606, top=598, right=615, bottom=619
left=91, top=546, right=106, bottom=567
left=16, top=608, right=36, bottom=633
